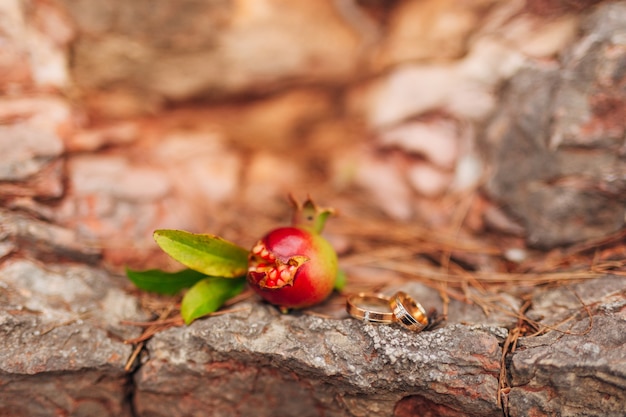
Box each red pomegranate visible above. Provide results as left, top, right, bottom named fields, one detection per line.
left=246, top=197, right=338, bottom=311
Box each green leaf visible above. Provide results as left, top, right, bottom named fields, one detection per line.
left=153, top=229, right=249, bottom=277
left=181, top=276, right=246, bottom=324
left=334, top=269, right=347, bottom=291
left=126, top=267, right=207, bottom=295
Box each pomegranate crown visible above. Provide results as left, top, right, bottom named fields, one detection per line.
left=288, top=194, right=335, bottom=233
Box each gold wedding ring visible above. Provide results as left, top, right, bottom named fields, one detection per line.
left=390, top=291, right=428, bottom=332
left=346, top=293, right=395, bottom=324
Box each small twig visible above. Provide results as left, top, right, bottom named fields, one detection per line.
left=496, top=287, right=595, bottom=415
left=333, top=218, right=503, bottom=255
left=526, top=290, right=594, bottom=338
left=124, top=304, right=176, bottom=372
left=438, top=282, right=450, bottom=318
left=207, top=306, right=249, bottom=317
left=124, top=342, right=143, bottom=372
left=374, top=261, right=605, bottom=286
left=449, top=262, right=488, bottom=294
left=120, top=316, right=183, bottom=327
left=497, top=326, right=520, bottom=412
left=562, top=228, right=626, bottom=258
left=497, top=299, right=530, bottom=412
left=40, top=310, right=93, bottom=336
left=123, top=307, right=249, bottom=346
left=223, top=289, right=254, bottom=306
left=521, top=228, right=626, bottom=273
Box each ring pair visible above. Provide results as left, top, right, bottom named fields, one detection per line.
left=346, top=291, right=429, bottom=332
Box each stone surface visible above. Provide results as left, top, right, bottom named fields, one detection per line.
left=352, top=149, right=415, bottom=221
left=0, top=259, right=143, bottom=417
left=383, top=281, right=520, bottom=329
left=378, top=118, right=461, bottom=170
left=0, top=95, right=71, bottom=184
left=501, top=13, right=580, bottom=59
left=0, top=124, right=64, bottom=182
left=0, top=209, right=101, bottom=263
left=56, top=153, right=176, bottom=245
left=0, top=2, right=624, bottom=416
left=1, top=239, right=624, bottom=416
left=62, top=0, right=361, bottom=103
left=134, top=300, right=506, bottom=417
left=0, top=94, right=73, bottom=200
left=484, top=2, right=626, bottom=248
left=132, top=274, right=626, bottom=416
left=0, top=0, right=32, bottom=89
left=65, top=121, right=140, bottom=152
left=550, top=2, right=626, bottom=149
left=506, top=275, right=626, bottom=417
left=369, top=34, right=524, bottom=128
left=376, top=0, right=498, bottom=67
left=0, top=0, right=73, bottom=90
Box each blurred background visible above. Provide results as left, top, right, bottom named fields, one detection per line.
left=1, top=0, right=624, bottom=276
